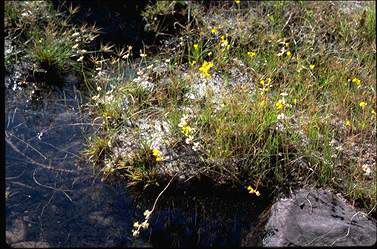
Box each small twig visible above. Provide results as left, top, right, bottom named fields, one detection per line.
left=39, top=191, right=56, bottom=242
left=150, top=172, right=179, bottom=214
left=9, top=181, right=34, bottom=190
left=367, top=203, right=376, bottom=216
left=6, top=170, right=26, bottom=180
left=305, top=192, right=313, bottom=214
left=6, top=137, right=78, bottom=174
left=305, top=223, right=337, bottom=246
left=40, top=141, right=84, bottom=161
left=330, top=211, right=362, bottom=246
left=282, top=13, right=293, bottom=31
left=32, top=168, right=73, bottom=202
left=6, top=131, right=48, bottom=160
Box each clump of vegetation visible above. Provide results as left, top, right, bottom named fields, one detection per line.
left=84, top=1, right=376, bottom=221
left=5, top=1, right=100, bottom=82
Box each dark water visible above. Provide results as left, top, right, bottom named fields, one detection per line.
left=4, top=53, right=269, bottom=249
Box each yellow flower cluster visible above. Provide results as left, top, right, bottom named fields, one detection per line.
left=247, top=186, right=261, bottom=196
left=247, top=51, right=256, bottom=57
left=359, top=101, right=367, bottom=109
left=220, top=35, right=230, bottom=49
left=275, top=97, right=286, bottom=110
left=352, top=77, right=361, bottom=87
left=178, top=114, right=201, bottom=151
left=152, top=148, right=162, bottom=161
left=260, top=78, right=272, bottom=95
left=199, top=60, right=214, bottom=79
left=211, top=27, right=218, bottom=35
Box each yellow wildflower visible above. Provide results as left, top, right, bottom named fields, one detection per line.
left=247, top=51, right=256, bottom=57
left=199, top=60, right=214, bottom=79
left=359, top=101, right=367, bottom=109
left=191, top=60, right=196, bottom=66
left=211, top=28, right=218, bottom=35
left=260, top=79, right=265, bottom=86
left=275, top=101, right=284, bottom=110
left=247, top=185, right=261, bottom=196
left=345, top=120, right=351, bottom=126
left=352, top=77, right=361, bottom=87
left=287, top=51, right=292, bottom=57
left=193, top=44, right=198, bottom=50
left=208, top=51, right=212, bottom=56
left=153, top=148, right=162, bottom=161
left=371, top=110, right=376, bottom=116
left=220, top=35, right=229, bottom=48
left=309, top=64, right=315, bottom=70
left=153, top=148, right=159, bottom=156
left=182, top=126, right=190, bottom=136
left=235, top=0, right=240, bottom=4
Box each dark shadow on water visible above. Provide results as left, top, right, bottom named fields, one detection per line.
left=5, top=51, right=268, bottom=248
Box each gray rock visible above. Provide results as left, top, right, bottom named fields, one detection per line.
left=6, top=218, right=27, bottom=244
left=255, top=188, right=376, bottom=246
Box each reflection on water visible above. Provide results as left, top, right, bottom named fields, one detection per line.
left=5, top=72, right=266, bottom=247
left=5, top=75, right=137, bottom=247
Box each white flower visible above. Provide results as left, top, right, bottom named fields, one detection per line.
left=133, top=221, right=140, bottom=229
left=132, top=230, right=140, bottom=237
left=277, top=113, right=286, bottom=120
left=280, top=92, right=288, bottom=97
left=141, top=221, right=149, bottom=229
left=185, top=136, right=194, bottom=144
left=192, top=142, right=200, bottom=151
left=362, top=164, right=371, bottom=176
left=143, top=210, right=152, bottom=219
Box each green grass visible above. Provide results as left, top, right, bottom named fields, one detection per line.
left=86, top=1, right=376, bottom=215
left=4, top=1, right=100, bottom=81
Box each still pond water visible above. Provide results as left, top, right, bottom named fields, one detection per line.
left=5, top=63, right=269, bottom=248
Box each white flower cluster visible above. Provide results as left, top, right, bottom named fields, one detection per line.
left=362, top=164, right=372, bottom=176
left=132, top=209, right=152, bottom=237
